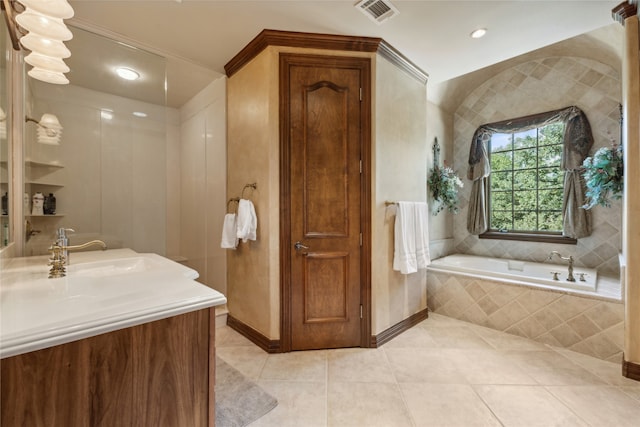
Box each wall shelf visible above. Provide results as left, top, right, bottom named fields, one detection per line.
left=25, top=181, right=64, bottom=188
left=25, top=160, right=64, bottom=169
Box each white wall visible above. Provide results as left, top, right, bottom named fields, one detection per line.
left=25, top=81, right=173, bottom=256
left=179, top=76, right=228, bottom=294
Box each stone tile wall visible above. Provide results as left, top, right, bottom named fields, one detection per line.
left=453, top=57, right=623, bottom=277
left=427, top=271, right=624, bottom=362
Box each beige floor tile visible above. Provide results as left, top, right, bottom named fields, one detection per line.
left=400, top=383, right=502, bottom=427
left=328, top=382, right=413, bottom=427
left=450, top=349, right=538, bottom=385
left=217, top=345, right=269, bottom=380
left=418, top=313, right=468, bottom=329
left=250, top=381, right=326, bottom=427
left=555, top=348, right=640, bottom=387
left=424, top=325, right=494, bottom=349
left=473, top=325, right=551, bottom=351
left=620, top=386, right=640, bottom=401
left=217, top=314, right=640, bottom=426
left=475, top=385, right=589, bottom=427
left=328, top=348, right=395, bottom=383
left=384, top=348, right=468, bottom=384
left=381, top=325, right=439, bottom=348
left=216, top=326, right=258, bottom=347
left=260, top=350, right=327, bottom=382
left=547, top=385, right=640, bottom=427
left=505, top=350, right=607, bottom=385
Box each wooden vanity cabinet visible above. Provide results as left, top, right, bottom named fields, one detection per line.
left=1, top=307, right=215, bottom=427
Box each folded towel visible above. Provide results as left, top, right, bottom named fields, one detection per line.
left=236, top=199, right=257, bottom=242
left=221, top=213, right=238, bottom=249
left=413, top=202, right=431, bottom=269
left=392, top=201, right=431, bottom=274
left=393, top=201, right=418, bottom=274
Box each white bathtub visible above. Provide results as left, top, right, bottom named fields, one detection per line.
left=428, top=254, right=597, bottom=293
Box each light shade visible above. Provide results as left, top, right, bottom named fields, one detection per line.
left=35, top=113, right=63, bottom=145
left=16, top=9, right=73, bottom=41
left=25, top=52, right=70, bottom=73
left=19, top=0, right=74, bottom=20
left=21, top=33, right=71, bottom=58
left=16, top=0, right=75, bottom=85
left=28, top=67, right=69, bottom=85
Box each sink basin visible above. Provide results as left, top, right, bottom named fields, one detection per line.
left=68, top=256, right=160, bottom=277
left=66, top=252, right=198, bottom=280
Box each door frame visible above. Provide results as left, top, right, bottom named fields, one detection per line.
left=279, top=53, right=372, bottom=352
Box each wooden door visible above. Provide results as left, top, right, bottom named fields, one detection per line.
left=280, top=53, right=371, bottom=351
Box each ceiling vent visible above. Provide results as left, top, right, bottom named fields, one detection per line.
left=355, top=0, right=399, bottom=25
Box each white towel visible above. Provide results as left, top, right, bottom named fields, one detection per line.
left=236, top=199, right=257, bottom=242
left=220, top=213, right=238, bottom=249
left=413, top=202, right=431, bottom=269
left=392, top=201, right=431, bottom=274
left=393, top=202, right=418, bottom=274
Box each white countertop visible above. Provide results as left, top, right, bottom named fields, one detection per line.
left=0, top=248, right=227, bottom=358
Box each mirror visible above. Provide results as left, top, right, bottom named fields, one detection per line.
left=23, top=25, right=170, bottom=256
left=1, top=15, right=10, bottom=248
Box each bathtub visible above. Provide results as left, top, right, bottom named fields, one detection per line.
left=426, top=254, right=624, bottom=361
left=428, top=254, right=597, bottom=293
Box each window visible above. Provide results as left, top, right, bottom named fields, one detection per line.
left=468, top=106, right=593, bottom=242
left=488, top=122, right=564, bottom=234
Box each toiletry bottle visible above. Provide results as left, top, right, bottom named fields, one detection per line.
left=44, top=193, right=56, bottom=215
left=1, top=192, right=7, bottom=215
left=49, top=193, right=56, bottom=214
left=32, top=192, right=44, bottom=216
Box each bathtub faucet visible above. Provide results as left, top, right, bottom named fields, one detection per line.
left=547, top=251, right=575, bottom=282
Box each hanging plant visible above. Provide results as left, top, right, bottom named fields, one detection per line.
left=428, top=163, right=464, bottom=215
left=582, top=144, right=624, bottom=209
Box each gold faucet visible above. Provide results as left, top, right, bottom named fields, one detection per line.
left=48, top=240, right=108, bottom=278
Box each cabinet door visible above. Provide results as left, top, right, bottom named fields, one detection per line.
left=1, top=339, right=91, bottom=426
left=132, top=309, right=211, bottom=427
left=1, top=309, right=213, bottom=427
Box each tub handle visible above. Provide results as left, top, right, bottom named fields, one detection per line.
left=578, top=273, right=587, bottom=282
left=550, top=271, right=560, bottom=281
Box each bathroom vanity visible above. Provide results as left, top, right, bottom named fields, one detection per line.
left=0, top=249, right=226, bottom=426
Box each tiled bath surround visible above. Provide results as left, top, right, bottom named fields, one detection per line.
left=427, top=271, right=624, bottom=362
left=453, top=56, right=623, bottom=277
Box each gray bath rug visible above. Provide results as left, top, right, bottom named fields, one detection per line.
left=216, top=357, right=278, bottom=427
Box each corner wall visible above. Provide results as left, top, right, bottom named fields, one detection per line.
left=371, top=55, right=428, bottom=335
left=179, top=77, right=228, bottom=295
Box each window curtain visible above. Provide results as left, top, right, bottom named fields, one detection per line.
left=466, top=106, right=594, bottom=238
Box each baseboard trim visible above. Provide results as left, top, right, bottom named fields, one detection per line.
left=622, top=354, right=640, bottom=382
left=371, top=308, right=429, bottom=347
left=226, top=315, right=281, bottom=353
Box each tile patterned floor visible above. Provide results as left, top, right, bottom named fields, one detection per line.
left=216, top=313, right=640, bottom=427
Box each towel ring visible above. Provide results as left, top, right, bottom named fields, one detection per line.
left=227, top=198, right=240, bottom=213
left=241, top=183, right=257, bottom=199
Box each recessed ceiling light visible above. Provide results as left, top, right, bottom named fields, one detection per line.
left=116, top=67, right=140, bottom=81
left=470, top=28, right=487, bottom=39
left=101, top=110, right=113, bottom=120
left=133, top=111, right=147, bottom=118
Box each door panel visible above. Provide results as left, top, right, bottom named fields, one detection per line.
left=282, top=54, right=367, bottom=351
